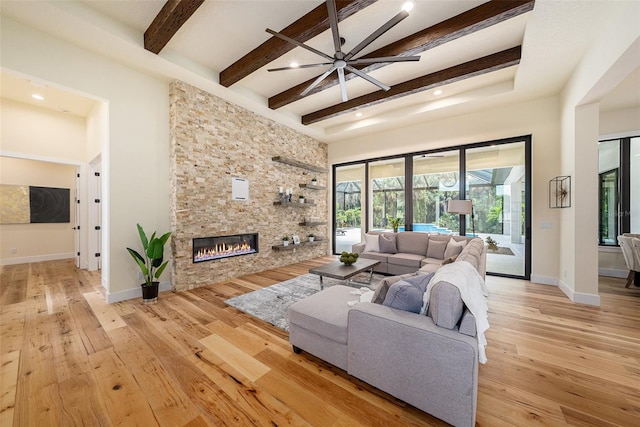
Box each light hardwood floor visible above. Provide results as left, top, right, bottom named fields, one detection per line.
left=1, top=257, right=639, bottom=426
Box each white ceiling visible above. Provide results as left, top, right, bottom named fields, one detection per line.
left=0, top=0, right=638, bottom=143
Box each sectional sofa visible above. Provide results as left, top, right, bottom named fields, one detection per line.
left=352, top=230, right=486, bottom=276
left=288, top=232, right=487, bottom=427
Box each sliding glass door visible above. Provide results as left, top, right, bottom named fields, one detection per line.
left=412, top=151, right=460, bottom=234
left=465, top=142, right=527, bottom=276
left=334, top=164, right=365, bottom=253
left=369, top=158, right=405, bottom=231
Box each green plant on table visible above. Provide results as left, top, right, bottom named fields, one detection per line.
left=340, top=251, right=359, bottom=266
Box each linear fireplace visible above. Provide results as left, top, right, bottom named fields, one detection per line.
left=193, top=233, right=258, bottom=263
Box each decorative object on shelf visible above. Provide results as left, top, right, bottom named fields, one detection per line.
left=485, top=236, right=498, bottom=251
left=298, top=195, right=305, bottom=203
left=286, top=188, right=292, bottom=202
left=549, top=175, right=571, bottom=208
left=447, top=199, right=475, bottom=236
left=339, top=251, right=359, bottom=266
left=292, top=235, right=301, bottom=245
left=279, top=187, right=284, bottom=203
left=311, top=177, right=317, bottom=185
left=308, top=233, right=315, bottom=242
left=126, top=223, right=171, bottom=303
left=387, top=215, right=403, bottom=233
left=282, top=236, right=290, bottom=247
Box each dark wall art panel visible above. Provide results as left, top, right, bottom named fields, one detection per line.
left=29, top=186, right=70, bottom=223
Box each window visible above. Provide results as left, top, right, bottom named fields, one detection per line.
left=597, top=136, right=639, bottom=245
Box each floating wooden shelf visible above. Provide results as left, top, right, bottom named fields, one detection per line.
left=299, top=184, right=327, bottom=190
left=272, top=156, right=327, bottom=173
left=271, top=240, right=326, bottom=251
left=273, top=201, right=316, bottom=207
left=299, top=222, right=327, bottom=226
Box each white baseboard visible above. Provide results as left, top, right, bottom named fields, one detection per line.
left=598, top=268, right=628, bottom=278
left=530, top=274, right=558, bottom=286
left=558, top=280, right=601, bottom=306
left=106, top=280, right=172, bottom=304
left=0, top=252, right=75, bottom=266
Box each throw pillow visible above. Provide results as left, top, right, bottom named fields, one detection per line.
left=402, top=272, right=434, bottom=292
left=363, top=233, right=380, bottom=252
left=379, top=233, right=398, bottom=254
left=426, top=239, right=447, bottom=259
left=444, top=238, right=467, bottom=259
left=382, top=280, right=424, bottom=313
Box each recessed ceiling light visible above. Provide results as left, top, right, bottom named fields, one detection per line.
left=32, top=94, right=44, bottom=100
left=356, top=112, right=363, bottom=118
left=290, top=62, right=299, bottom=68
left=401, top=2, right=415, bottom=12
left=433, top=89, right=443, bottom=96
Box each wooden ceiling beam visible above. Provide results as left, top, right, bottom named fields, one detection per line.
left=219, top=0, right=377, bottom=88
left=144, top=0, right=205, bottom=54
left=302, top=46, right=522, bottom=125
left=270, top=0, right=534, bottom=110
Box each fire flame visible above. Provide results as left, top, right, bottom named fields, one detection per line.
left=194, top=241, right=255, bottom=262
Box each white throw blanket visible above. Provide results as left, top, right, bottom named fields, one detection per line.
left=421, top=261, right=490, bottom=364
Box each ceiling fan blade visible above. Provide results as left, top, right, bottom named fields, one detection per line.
left=326, top=0, right=343, bottom=58
left=266, top=28, right=333, bottom=61
left=349, top=55, right=421, bottom=65
left=344, top=9, right=410, bottom=61
left=345, top=65, right=390, bottom=91
left=301, top=67, right=336, bottom=97
left=268, top=62, right=333, bottom=72
left=337, top=67, right=348, bottom=102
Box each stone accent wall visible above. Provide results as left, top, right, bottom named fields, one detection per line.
left=169, top=80, right=328, bottom=291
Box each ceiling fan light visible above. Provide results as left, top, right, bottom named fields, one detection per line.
left=401, top=2, right=415, bottom=13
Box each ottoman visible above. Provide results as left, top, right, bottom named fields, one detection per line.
left=287, top=285, right=360, bottom=371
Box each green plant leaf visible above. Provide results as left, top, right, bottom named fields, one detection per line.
left=127, top=248, right=149, bottom=276
left=152, top=255, right=163, bottom=268
left=158, top=231, right=171, bottom=245
left=146, top=238, right=164, bottom=260
left=136, top=224, right=148, bottom=250
left=154, top=260, right=169, bottom=279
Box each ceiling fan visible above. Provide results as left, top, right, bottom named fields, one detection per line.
left=266, top=0, right=420, bottom=102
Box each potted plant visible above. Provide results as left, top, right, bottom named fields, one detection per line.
left=308, top=233, right=315, bottom=242
left=486, top=236, right=499, bottom=251
left=298, top=195, right=305, bottom=203
left=388, top=215, right=403, bottom=233
left=126, top=223, right=171, bottom=303
left=311, top=177, right=318, bottom=185
left=282, top=236, right=290, bottom=247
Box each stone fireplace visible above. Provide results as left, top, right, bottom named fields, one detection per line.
left=193, top=233, right=258, bottom=263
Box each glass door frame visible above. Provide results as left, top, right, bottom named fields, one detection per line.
left=332, top=135, right=532, bottom=280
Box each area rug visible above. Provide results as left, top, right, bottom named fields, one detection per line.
left=224, top=272, right=384, bottom=331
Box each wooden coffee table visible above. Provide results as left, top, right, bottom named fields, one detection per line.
left=309, top=258, right=381, bottom=289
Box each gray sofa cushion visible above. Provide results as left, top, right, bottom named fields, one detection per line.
left=427, top=282, right=465, bottom=330
left=396, top=232, right=429, bottom=255
left=288, top=285, right=353, bottom=344
left=360, top=251, right=389, bottom=264
left=457, top=239, right=485, bottom=272
left=379, top=233, right=398, bottom=253
left=459, top=308, right=477, bottom=337
left=387, top=253, right=424, bottom=268
left=426, top=239, right=447, bottom=259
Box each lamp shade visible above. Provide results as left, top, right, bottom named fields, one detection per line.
left=447, top=199, right=473, bottom=215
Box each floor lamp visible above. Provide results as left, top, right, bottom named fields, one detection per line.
left=447, top=199, right=475, bottom=236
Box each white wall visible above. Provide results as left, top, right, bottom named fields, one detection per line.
left=1, top=16, right=171, bottom=302
left=0, top=157, right=76, bottom=263
left=558, top=1, right=640, bottom=305
left=329, top=96, right=562, bottom=284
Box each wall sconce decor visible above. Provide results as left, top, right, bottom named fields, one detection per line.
left=549, top=176, right=571, bottom=208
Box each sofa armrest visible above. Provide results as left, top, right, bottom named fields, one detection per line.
left=352, top=242, right=365, bottom=254
left=348, top=303, right=478, bottom=427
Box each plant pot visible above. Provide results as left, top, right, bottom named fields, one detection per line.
left=283, top=240, right=289, bottom=247
left=309, top=237, right=315, bottom=242
left=299, top=198, right=305, bottom=203
left=141, top=282, right=159, bottom=303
